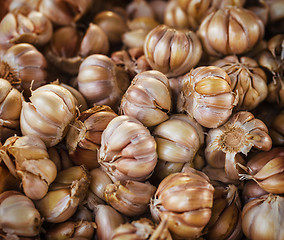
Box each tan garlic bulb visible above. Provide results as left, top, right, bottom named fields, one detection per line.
left=39, top=0, right=92, bottom=26
left=270, top=110, right=284, bottom=145
left=36, top=166, right=90, bottom=223
left=0, top=135, right=57, bottom=200
left=242, top=180, right=268, bottom=204
left=149, top=0, right=168, bottom=23
left=45, top=24, right=109, bottom=75
left=0, top=191, right=42, bottom=237
left=0, top=11, right=52, bottom=47
left=205, top=111, right=272, bottom=180
left=150, top=167, right=214, bottom=239
left=242, top=194, right=284, bottom=240
left=20, top=83, right=77, bottom=147
left=77, top=54, right=130, bottom=112
left=99, top=115, right=157, bottom=182
left=112, top=218, right=173, bottom=240
left=213, top=55, right=268, bottom=111
left=48, top=144, right=73, bottom=171
left=126, top=0, right=155, bottom=20
left=197, top=6, right=264, bottom=57
left=104, top=180, right=156, bottom=216
left=0, top=78, right=22, bottom=142
left=8, top=0, right=40, bottom=14
left=178, top=66, right=237, bottom=128
left=206, top=185, right=243, bottom=240
left=93, top=11, right=128, bottom=45
left=0, top=43, right=47, bottom=95
left=144, top=24, right=202, bottom=78
left=120, top=70, right=172, bottom=127
left=66, top=105, right=117, bottom=170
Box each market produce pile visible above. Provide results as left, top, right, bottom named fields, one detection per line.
left=0, top=0, right=283, bottom=239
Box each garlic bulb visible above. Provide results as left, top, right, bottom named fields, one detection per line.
left=177, top=66, right=237, bottom=128
left=120, top=70, right=172, bottom=127
left=242, top=180, right=268, bottom=204
left=99, top=115, right=157, bottom=182
left=20, top=83, right=77, bottom=147
left=126, top=0, right=155, bottom=20
left=213, top=55, right=268, bottom=111
left=205, top=111, right=272, bottom=179
left=47, top=144, right=73, bottom=172
left=270, top=110, right=284, bottom=145
left=266, top=0, right=284, bottom=35
left=197, top=6, right=264, bottom=57
left=0, top=190, right=42, bottom=237
left=0, top=166, right=20, bottom=194
left=144, top=24, right=202, bottom=78
left=242, top=194, right=284, bottom=240
left=150, top=167, right=214, bottom=239
left=0, top=78, right=22, bottom=142
left=77, top=54, right=130, bottom=112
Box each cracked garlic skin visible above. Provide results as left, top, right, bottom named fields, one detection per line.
left=20, top=83, right=77, bottom=147
left=144, top=24, right=202, bottom=78
left=0, top=191, right=42, bottom=237
left=178, top=66, right=236, bottom=128
left=242, top=194, right=284, bottom=240
left=213, top=55, right=268, bottom=111
left=197, top=6, right=264, bottom=57
left=205, top=111, right=272, bottom=180
left=150, top=167, right=214, bottom=239
left=99, top=115, right=157, bottom=182
left=0, top=135, right=57, bottom=200
left=120, top=70, right=172, bottom=127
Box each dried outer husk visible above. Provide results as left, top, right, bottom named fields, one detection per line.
left=205, top=185, right=243, bottom=240
left=242, top=180, right=268, bottom=204
left=94, top=204, right=125, bottom=240
left=39, top=0, right=92, bottom=26
left=120, top=70, right=172, bottom=127
left=0, top=191, right=42, bottom=237
left=177, top=66, right=237, bottom=128
left=270, top=110, right=284, bottom=145
left=99, top=115, right=157, bottom=182
left=47, top=144, right=73, bottom=172
left=205, top=111, right=272, bottom=180
left=150, top=167, right=214, bottom=239
left=0, top=135, right=57, bottom=200
left=104, top=180, right=156, bottom=216
left=35, top=166, right=90, bottom=223
left=66, top=105, right=117, bottom=170
left=44, top=24, right=109, bottom=75
left=112, top=218, right=172, bottom=240
left=0, top=78, right=22, bottom=142
left=240, top=147, right=284, bottom=194
left=77, top=54, right=130, bottom=112
left=0, top=166, right=20, bottom=193
left=144, top=24, right=202, bottom=78
left=242, top=194, right=284, bottom=240
left=212, top=55, right=268, bottom=111
left=0, top=43, right=47, bottom=96
left=197, top=6, right=264, bottom=57
left=20, top=83, right=77, bottom=147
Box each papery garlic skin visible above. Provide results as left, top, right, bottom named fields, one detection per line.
left=99, top=115, right=157, bottom=182
left=242, top=194, right=284, bottom=240
left=178, top=66, right=236, bottom=128
left=144, top=24, right=202, bottom=78
left=126, top=0, right=155, bottom=20
left=120, top=70, right=172, bottom=127
left=270, top=110, right=284, bottom=145
left=197, top=6, right=264, bottom=57
left=150, top=168, right=214, bottom=239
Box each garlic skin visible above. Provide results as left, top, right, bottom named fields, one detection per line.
left=104, top=180, right=156, bottom=216
left=126, top=0, right=155, bottom=20
left=0, top=166, right=20, bottom=194
left=0, top=43, right=47, bottom=96
left=120, top=70, right=172, bottom=127
left=20, top=83, right=77, bottom=147
left=99, top=115, right=157, bottom=182
left=205, top=111, right=272, bottom=180
left=150, top=167, right=214, bottom=239
left=266, top=0, right=284, bottom=35
left=242, top=180, right=268, bottom=204
left=48, top=144, right=73, bottom=172
left=77, top=54, right=130, bottom=112
left=144, top=24, right=202, bottom=78
left=213, top=55, right=268, bottom=111
left=242, top=194, right=284, bottom=240
left=0, top=11, right=52, bottom=47
left=0, top=135, right=57, bottom=200
left=45, top=24, right=109, bottom=75
left=8, top=0, right=40, bottom=15
left=178, top=66, right=236, bottom=128
left=270, top=110, right=284, bottom=145
left=66, top=105, right=117, bottom=170
left=0, top=191, right=42, bottom=237
left=0, top=78, right=22, bottom=142
left=197, top=6, right=264, bottom=57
